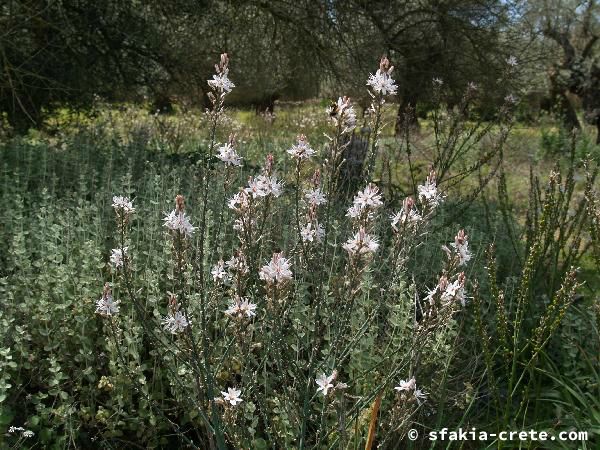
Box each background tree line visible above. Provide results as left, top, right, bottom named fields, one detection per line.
left=1, top=0, right=599, bottom=139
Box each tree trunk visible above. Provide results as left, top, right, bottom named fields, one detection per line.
left=549, top=70, right=580, bottom=131
left=395, top=94, right=419, bottom=136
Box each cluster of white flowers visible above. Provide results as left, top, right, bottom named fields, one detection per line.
left=440, top=274, right=467, bottom=306
left=506, top=55, right=518, bottom=67
left=342, top=228, right=379, bottom=257
left=425, top=272, right=467, bottom=307
left=446, top=229, right=472, bottom=266
left=287, top=134, right=315, bottom=160
left=327, top=96, right=356, bottom=133
left=390, top=197, right=421, bottom=232
left=304, top=187, right=327, bottom=206
left=163, top=195, right=195, bottom=238
left=96, top=283, right=119, bottom=316
left=112, top=195, right=135, bottom=215
left=228, top=190, right=250, bottom=212
left=225, top=296, right=257, bottom=319
left=110, top=247, right=128, bottom=268
left=162, top=310, right=190, bottom=334
left=211, top=259, right=228, bottom=283
left=163, top=210, right=195, bottom=238
left=394, top=376, right=427, bottom=404
left=259, top=253, right=293, bottom=284
left=300, top=222, right=325, bottom=243
left=347, top=183, right=383, bottom=220
left=216, top=141, right=242, bottom=167
left=367, top=56, right=398, bottom=96
left=208, top=53, right=235, bottom=94
left=245, top=174, right=284, bottom=198
left=417, top=171, right=444, bottom=208
left=8, top=426, right=34, bottom=438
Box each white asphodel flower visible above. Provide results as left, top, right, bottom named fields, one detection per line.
left=417, top=171, right=444, bottom=207
left=288, top=135, right=315, bottom=160
left=342, top=228, right=379, bottom=256
left=259, top=253, right=293, bottom=284
left=301, top=222, right=325, bottom=243
left=112, top=195, right=135, bottom=214
left=162, top=310, right=190, bottom=334
left=163, top=210, right=195, bottom=238
left=367, top=70, right=398, bottom=95
left=414, top=388, right=427, bottom=404
left=110, top=247, right=128, bottom=268
left=221, top=387, right=243, bottom=406
left=304, top=188, right=327, bottom=206
left=216, top=143, right=242, bottom=166
left=394, top=377, right=416, bottom=392
left=367, top=56, right=398, bottom=95
left=316, top=371, right=337, bottom=396
left=448, top=229, right=472, bottom=266
left=211, top=260, right=228, bottom=283
left=96, top=293, right=119, bottom=316
left=225, top=297, right=257, bottom=319
left=328, top=96, right=356, bottom=133
left=354, top=183, right=383, bottom=209
left=208, top=72, right=235, bottom=93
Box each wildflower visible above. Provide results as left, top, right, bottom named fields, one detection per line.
left=354, top=183, right=383, bottom=209
left=441, top=273, right=467, bottom=306
left=328, top=96, right=356, bottom=133
left=343, top=228, right=379, bottom=256
left=448, top=229, right=472, bottom=266
left=225, top=253, right=249, bottom=274
left=211, top=260, right=228, bottom=283
left=163, top=210, right=195, bottom=237
left=390, top=197, right=421, bottom=231
left=261, top=175, right=284, bottom=197
left=96, top=283, right=119, bottom=316
left=504, top=94, right=518, bottom=104
left=259, top=253, right=293, bottom=284
left=225, top=296, right=257, bottom=319
left=433, top=77, right=444, bottom=86
left=163, top=195, right=195, bottom=238
left=221, top=387, right=243, bottom=406
left=394, top=377, right=416, bottom=392
left=304, top=188, right=327, bottom=206
left=112, top=195, right=135, bottom=215
left=316, top=371, right=337, bottom=396
left=208, top=72, right=235, bottom=93
left=288, top=135, right=315, bottom=160
left=228, top=190, right=250, bottom=211
left=216, top=142, right=242, bottom=166
left=162, top=310, right=190, bottom=334
left=110, top=247, right=128, bottom=268
left=208, top=53, right=235, bottom=93
left=506, top=55, right=518, bottom=67
left=22, top=430, right=34, bottom=438
left=300, top=222, right=325, bottom=242
left=245, top=176, right=269, bottom=198
left=414, top=388, right=427, bottom=404
left=245, top=175, right=283, bottom=198
left=417, top=171, right=444, bottom=207
left=367, top=56, right=398, bottom=95
left=8, top=426, right=25, bottom=433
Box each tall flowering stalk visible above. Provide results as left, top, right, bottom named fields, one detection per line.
left=364, top=56, right=397, bottom=179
